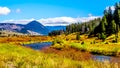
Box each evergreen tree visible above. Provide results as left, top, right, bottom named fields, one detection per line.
left=114, top=2, right=120, bottom=25
left=84, top=23, right=88, bottom=33
left=101, top=33, right=106, bottom=42
left=100, top=17, right=106, bottom=33
left=102, top=16, right=108, bottom=26
left=111, top=20, right=116, bottom=34
left=88, top=24, right=92, bottom=34
left=114, top=2, right=120, bottom=38
left=97, top=16, right=107, bottom=41
left=76, top=33, right=80, bottom=40
left=106, top=7, right=113, bottom=34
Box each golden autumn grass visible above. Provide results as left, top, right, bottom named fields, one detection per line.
left=0, top=36, right=52, bottom=45
left=0, top=43, right=119, bottom=68
left=0, top=43, right=82, bottom=68
left=0, top=33, right=120, bottom=68
left=51, top=32, right=120, bottom=56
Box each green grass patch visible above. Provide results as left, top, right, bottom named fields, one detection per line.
left=70, top=42, right=120, bottom=56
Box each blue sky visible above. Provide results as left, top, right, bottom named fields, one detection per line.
left=0, top=0, right=119, bottom=25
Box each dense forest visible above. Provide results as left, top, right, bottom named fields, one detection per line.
left=93, top=2, right=120, bottom=42
left=66, top=18, right=101, bottom=35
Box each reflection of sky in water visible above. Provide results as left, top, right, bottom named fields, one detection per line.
left=24, top=42, right=52, bottom=50
left=92, top=55, right=120, bottom=63
left=92, top=55, right=111, bottom=62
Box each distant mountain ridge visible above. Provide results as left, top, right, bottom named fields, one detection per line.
left=25, top=20, right=49, bottom=35
left=0, top=20, right=66, bottom=35
left=0, top=23, right=24, bottom=32
left=46, top=26, right=66, bottom=32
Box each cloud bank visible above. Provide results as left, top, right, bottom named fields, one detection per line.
left=0, top=7, right=11, bottom=15
left=39, top=16, right=100, bottom=26
left=1, top=16, right=100, bottom=26
left=1, top=18, right=35, bottom=24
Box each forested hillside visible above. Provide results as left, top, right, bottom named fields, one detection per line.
left=92, top=2, right=120, bottom=41
left=49, top=2, right=120, bottom=42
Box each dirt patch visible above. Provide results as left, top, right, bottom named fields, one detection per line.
left=41, top=47, right=91, bottom=61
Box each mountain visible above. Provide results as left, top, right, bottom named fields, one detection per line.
left=46, top=26, right=66, bottom=32
left=0, top=21, right=66, bottom=35
left=24, top=20, right=49, bottom=35
left=0, top=23, right=24, bottom=32
left=0, top=21, right=49, bottom=35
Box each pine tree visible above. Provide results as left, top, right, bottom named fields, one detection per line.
left=101, top=33, right=106, bottom=42
left=111, top=20, right=116, bottom=34
left=100, top=17, right=106, bottom=33
left=76, top=33, right=80, bottom=40
left=98, top=16, right=107, bottom=41
left=114, top=2, right=120, bottom=38
left=88, top=24, right=92, bottom=34
left=84, top=23, right=88, bottom=33
left=106, top=7, right=113, bottom=34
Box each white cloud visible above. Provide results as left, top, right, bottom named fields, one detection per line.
left=1, top=18, right=35, bottom=24
left=1, top=16, right=100, bottom=26
left=39, top=16, right=100, bottom=26
left=111, top=6, right=115, bottom=11
left=39, top=17, right=78, bottom=26
left=16, top=8, right=21, bottom=13
left=106, top=6, right=115, bottom=11
left=0, top=7, right=11, bottom=15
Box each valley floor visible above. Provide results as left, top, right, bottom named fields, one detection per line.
left=0, top=33, right=120, bottom=68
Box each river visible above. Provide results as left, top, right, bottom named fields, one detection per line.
left=24, top=42, right=52, bottom=50
left=24, top=42, right=120, bottom=63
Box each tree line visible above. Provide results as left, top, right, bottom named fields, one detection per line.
left=92, top=2, right=120, bottom=42
left=49, top=2, right=120, bottom=42
left=48, top=18, right=101, bottom=36
left=66, top=18, right=100, bottom=35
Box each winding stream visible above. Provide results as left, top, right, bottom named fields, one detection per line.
left=24, top=42, right=120, bottom=62
left=24, top=42, right=52, bottom=50
left=92, top=55, right=120, bottom=62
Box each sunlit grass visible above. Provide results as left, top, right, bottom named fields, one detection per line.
left=1, top=32, right=120, bottom=67
left=0, top=43, right=119, bottom=68
left=50, top=32, right=120, bottom=57
left=0, top=43, right=84, bottom=68
left=70, top=42, right=120, bottom=56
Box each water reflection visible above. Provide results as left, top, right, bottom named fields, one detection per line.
left=24, top=42, right=52, bottom=50
left=92, top=55, right=120, bottom=63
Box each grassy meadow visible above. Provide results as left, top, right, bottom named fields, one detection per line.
left=1, top=0, right=120, bottom=68
left=51, top=32, right=120, bottom=56
left=0, top=42, right=119, bottom=68
left=0, top=32, right=120, bottom=68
